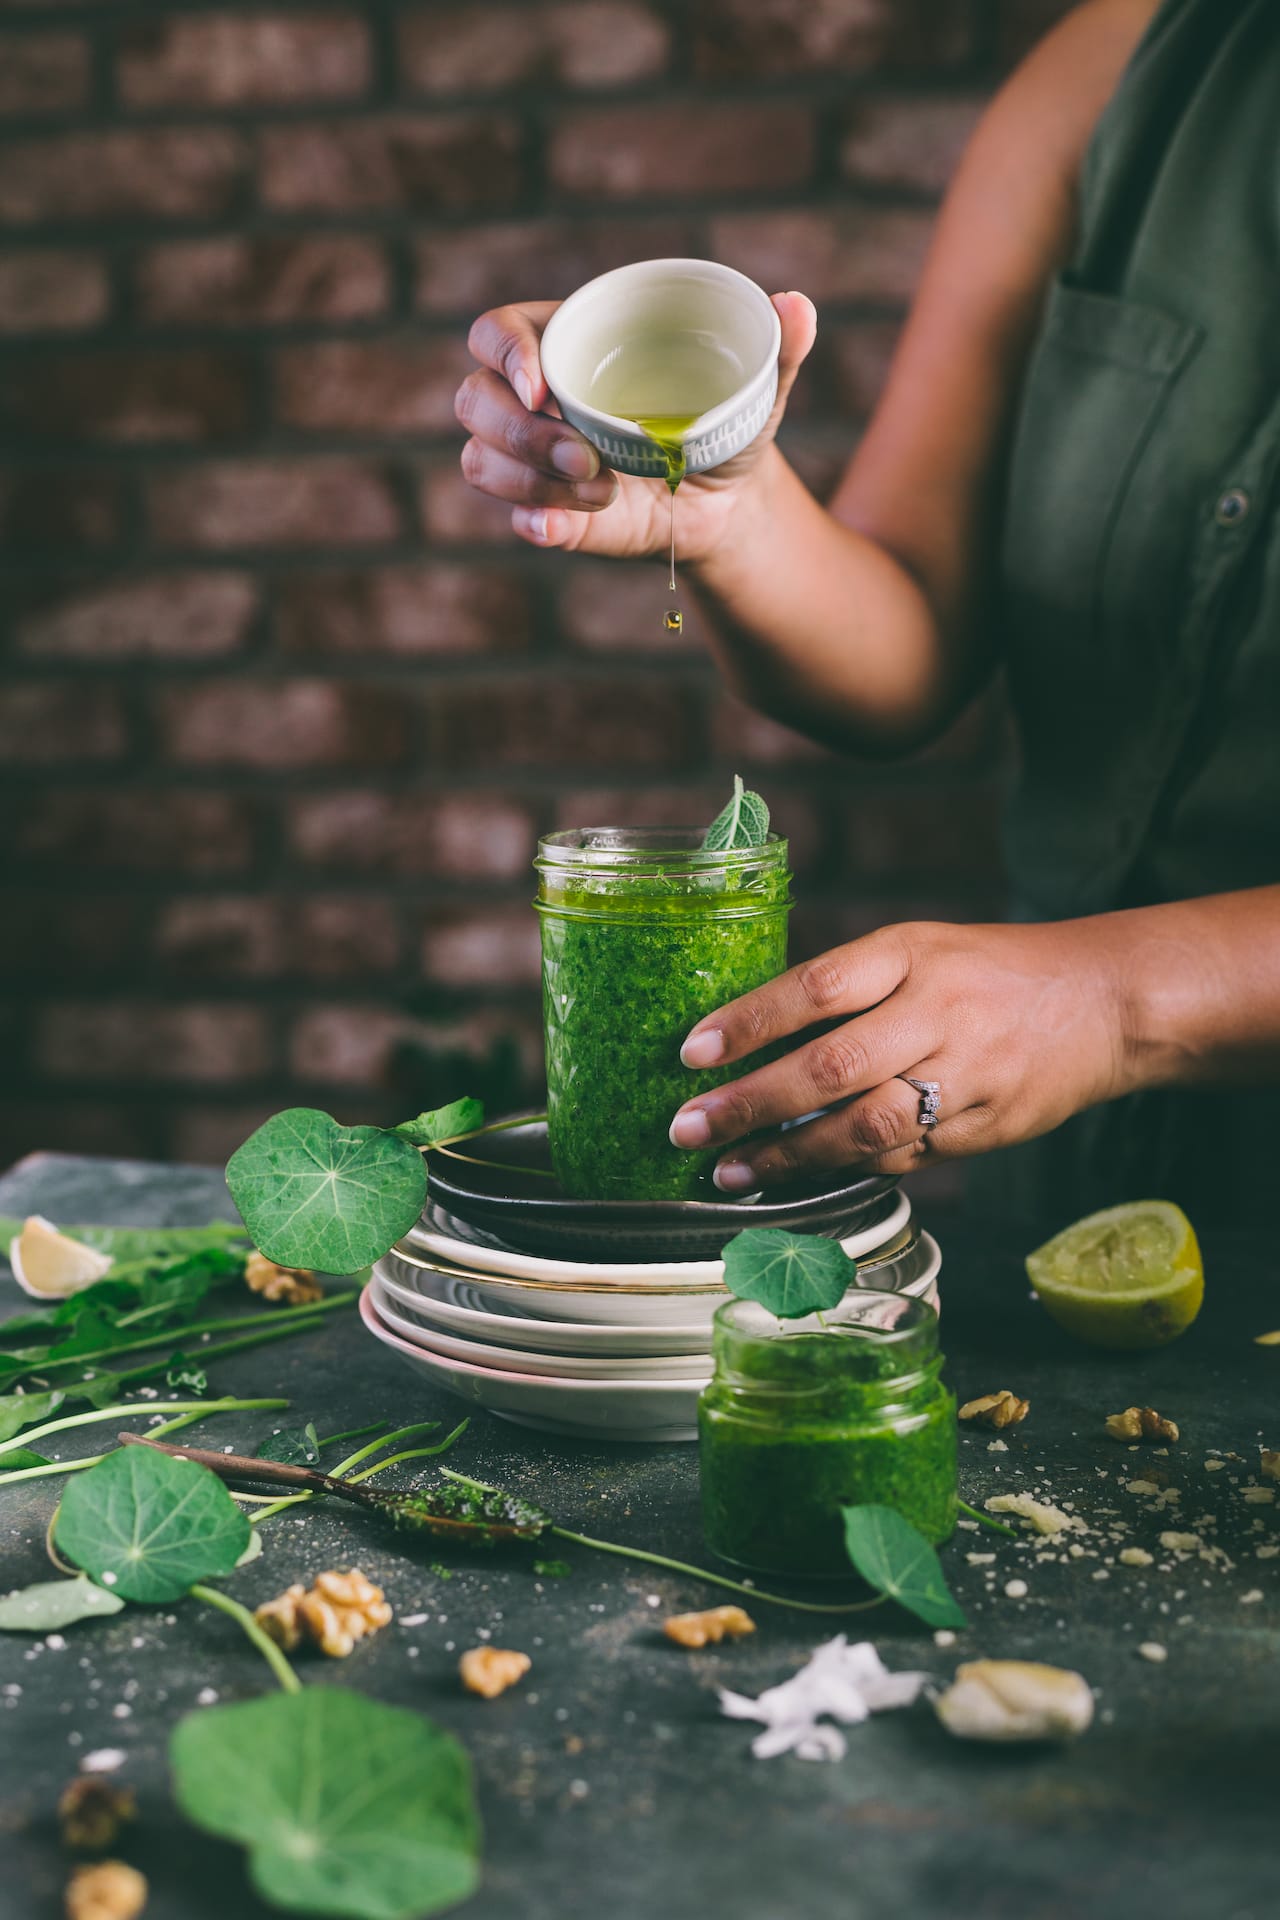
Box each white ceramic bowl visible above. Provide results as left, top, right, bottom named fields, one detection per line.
left=373, top=1261, right=709, bottom=1358
left=538, top=258, right=781, bottom=481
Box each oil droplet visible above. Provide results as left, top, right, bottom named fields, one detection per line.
left=664, top=609, right=683, bottom=632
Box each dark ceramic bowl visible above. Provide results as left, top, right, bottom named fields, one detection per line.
left=424, top=1116, right=899, bottom=1262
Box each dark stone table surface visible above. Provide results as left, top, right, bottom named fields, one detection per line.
left=1, top=1153, right=1277, bottom=1920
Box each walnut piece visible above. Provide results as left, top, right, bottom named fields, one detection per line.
left=244, top=1250, right=322, bottom=1306
left=958, top=1390, right=1029, bottom=1429
left=459, top=1646, right=531, bottom=1698
left=58, top=1777, right=137, bottom=1852
left=65, top=1860, right=148, bottom=1920
left=663, top=1605, right=756, bottom=1649
left=255, top=1568, right=392, bottom=1659
left=934, top=1660, right=1093, bottom=1743
left=1105, top=1405, right=1179, bottom=1443
left=1261, top=1449, right=1280, bottom=1482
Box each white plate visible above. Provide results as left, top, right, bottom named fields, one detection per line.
left=372, top=1261, right=708, bottom=1358
left=359, top=1284, right=704, bottom=1442
left=369, top=1277, right=711, bottom=1380
left=408, top=1187, right=913, bottom=1288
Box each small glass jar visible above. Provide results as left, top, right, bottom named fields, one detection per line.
left=534, top=827, right=790, bottom=1201
left=698, top=1291, right=957, bottom=1577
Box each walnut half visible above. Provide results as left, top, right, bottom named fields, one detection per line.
left=958, top=1390, right=1029, bottom=1429
left=58, top=1777, right=136, bottom=1852
left=1261, top=1449, right=1280, bottom=1482
left=244, top=1251, right=322, bottom=1306
left=663, top=1605, right=756, bottom=1648
left=255, top=1568, right=392, bottom=1659
left=1105, top=1406, right=1179, bottom=1443
left=65, top=1861, right=148, bottom=1920
left=460, top=1646, right=530, bottom=1698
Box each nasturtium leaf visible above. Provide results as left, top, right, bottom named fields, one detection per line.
left=226, top=1108, right=427, bottom=1272
left=171, top=1690, right=481, bottom=1920
left=55, top=1444, right=250, bottom=1605
left=702, top=774, right=771, bottom=852
left=0, top=1574, right=126, bottom=1632
left=841, top=1504, right=967, bottom=1630
left=393, top=1098, right=485, bottom=1148
left=0, top=1388, right=64, bottom=1443
left=1, top=1449, right=52, bottom=1471
left=255, top=1421, right=320, bottom=1466
left=721, top=1228, right=857, bottom=1319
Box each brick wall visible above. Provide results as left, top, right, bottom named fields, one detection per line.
left=0, top=0, right=1074, bottom=1169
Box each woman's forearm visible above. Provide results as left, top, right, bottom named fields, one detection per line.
left=1117, top=887, right=1280, bottom=1093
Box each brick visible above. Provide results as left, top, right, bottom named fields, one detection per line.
left=287, top=790, right=536, bottom=880
left=0, top=249, right=108, bottom=333
left=0, top=893, right=137, bottom=982
left=152, top=893, right=400, bottom=981
left=2, top=347, right=251, bottom=443
left=116, top=13, right=371, bottom=109
left=995, top=0, right=1078, bottom=68
left=0, top=466, right=123, bottom=550
left=0, top=31, right=89, bottom=113
left=0, top=129, right=248, bottom=226
left=288, top=1003, right=410, bottom=1085
left=273, top=337, right=472, bottom=436
left=259, top=115, right=523, bottom=215
left=400, top=2, right=668, bottom=95
left=547, top=101, right=815, bottom=199
left=840, top=94, right=984, bottom=194
left=136, top=234, right=390, bottom=329
left=710, top=206, right=934, bottom=304
left=812, top=319, right=901, bottom=418
left=274, top=564, right=531, bottom=657
left=558, top=560, right=705, bottom=652
left=414, top=215, right=695, bottom=316
left=12, top=790, right=259, bottom=872
left=693, top=0, right=973, bottom=77
left=12, top=571, right=258, bottom=660
left=155, top=678, right=410, bottom=770
left=427, top=675, right=705, bottom=769
left=419, top=461, right=519, bottom=544
left=36, top=1000, right=271, bottom=1083
left=421, top=905, right=541, bottom=989
left=170, top=1099, right=400, bottom=1167
left=0, top=1101, right=158, bottom=1167
left=147, top=459, right=401, bottom=549
left=289, top=1001, right=541, bottom=1089
left=0, top=681, right=127, bottom=762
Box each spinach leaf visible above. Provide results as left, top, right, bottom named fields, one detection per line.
left=702, top=774, right=770, bottom=852
left=55, top=1445, right=250, bottom=1604
left=393, top=1098, right=485, bottom=1147
left=171, top=1690, right=481, bottom=1920
left=226, top=1108, right=427, bottom=1272
left=256, top=1421, right=320, bottom=1466
left=841, top=1504, right=967, bottom=1630
left=721, top=1227, right=857, bottom=1319
left=0, top=1574, right=126, bottom=1632
left=0, top=1388, right=64, bottom=1443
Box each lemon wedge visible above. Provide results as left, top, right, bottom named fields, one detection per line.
left=9, top=1215, right=113, bottom=1299
left=1025, top=1201, right=1203, bottom=1350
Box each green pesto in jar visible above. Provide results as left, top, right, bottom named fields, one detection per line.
left=535, top=829, right=790, bottom=1201
left=699, top=1292, right=957, bottom=1577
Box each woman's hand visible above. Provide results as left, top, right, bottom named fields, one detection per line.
left=455, top=292, right=817, bottom=562
left=669, top=918, right=1138, bottom=1189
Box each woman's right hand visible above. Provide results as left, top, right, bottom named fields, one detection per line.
left=455, top=292, right=817, bottom=566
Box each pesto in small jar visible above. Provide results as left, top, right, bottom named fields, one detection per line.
left=699, top=1291, right=957, bottom=1577
left=534, top=828, right=790, bottom=1201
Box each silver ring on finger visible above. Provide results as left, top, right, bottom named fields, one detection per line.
left=898, top=1074, right=941, bottom=1129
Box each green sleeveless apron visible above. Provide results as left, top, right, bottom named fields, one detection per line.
left=968, top=0, right=1280, bottom=1227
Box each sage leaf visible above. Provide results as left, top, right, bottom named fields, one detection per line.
left=171, top=1690, right=481, bottom=1920
left=255, top=1421, right=320, bottom=1466
left=55, top=1445, right=250, bottom=1605
left=0, top=1574, right=126, bottom=1633
left=721, top=1228, right=857, bottom=1319
left=226, top=1107, right=428, bottom=1271
left=393, top=1098, right=485, bottom=1147
left=0, top=1388, right=64, bottom=1443
left=841, top=1504, right=967, bottom=1630
left=703, top=774, right=770, bottom=852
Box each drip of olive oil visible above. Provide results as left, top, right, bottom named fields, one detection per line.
left=634, top=413, right=698, bottom=604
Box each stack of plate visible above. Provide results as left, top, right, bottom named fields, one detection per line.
left=361, top=1119, right=941, bottom=1443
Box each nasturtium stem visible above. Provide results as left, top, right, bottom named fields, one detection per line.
left=247, top=1420, right=470, bottom=1526
left=957, top=1498, right=1017, bottom=1539
left=548, top=1527, right=887, bottom=1616
left=319, top=1422, right=389, bottom=1452
left=344, top=1421, right=471, bottom=1483
left=329, top=1422, right=440, bottom=1478
left=12, top=1291, right=356, bottom=1383
left=190, top=1583, right=301, bottom=1695
left=0, top=1399, right=283, bottom=1486
left=0, top=1396, right=289, bottom=1465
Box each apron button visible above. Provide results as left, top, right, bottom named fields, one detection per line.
left=1214, top=488, right=1250, bottom=525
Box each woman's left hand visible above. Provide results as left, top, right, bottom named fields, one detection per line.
left=669, top=918, right=1137, bottom=1189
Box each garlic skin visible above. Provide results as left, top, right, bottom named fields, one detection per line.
left=934, top=1660, right=1094, bottom=1743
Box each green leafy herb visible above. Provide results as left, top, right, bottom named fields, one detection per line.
left=721, top=1227, right=857, bottom=1319
left=533, top=1558, right=572, bottom=1579
left=1, top=1449, right=50, bottom=1470
left=256, top=1422, right=320, bottom=1466
left=0, top=1388, right=64, bottom=1442
left=226, top=1108, right=428, bottom=1272
left=0, top=1216, right=247, bottom=1269
left=164, top=1353, right=210, bottom=1397
left=0, top=1574, right=126, bottom=1632
left=393, top=1098, right=485, bottom=1147
left=702, top=774, right=770, bottom=852
left=55, top=1444, right=251, bottom=1604
left=171, top=1690, right=481, bottom=1920
left=841, top=1504, right=967, bottom=1629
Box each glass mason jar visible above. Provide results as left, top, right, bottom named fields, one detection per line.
left=534, top=827, right=791, bottom=1201
left=698, top=1291, right=957, bottom=1577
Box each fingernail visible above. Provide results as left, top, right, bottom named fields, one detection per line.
left=527, top=509, right=550, bottom=543
left=669, top=1107, right=712, bottom=1149
left=681, top=1029, right=725, bottom=1069
left=551, top=439, right=597, bottom=479
left=513, top=370, right=534, bottom=411
left=714, top=1159, right=758, bottom=1194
